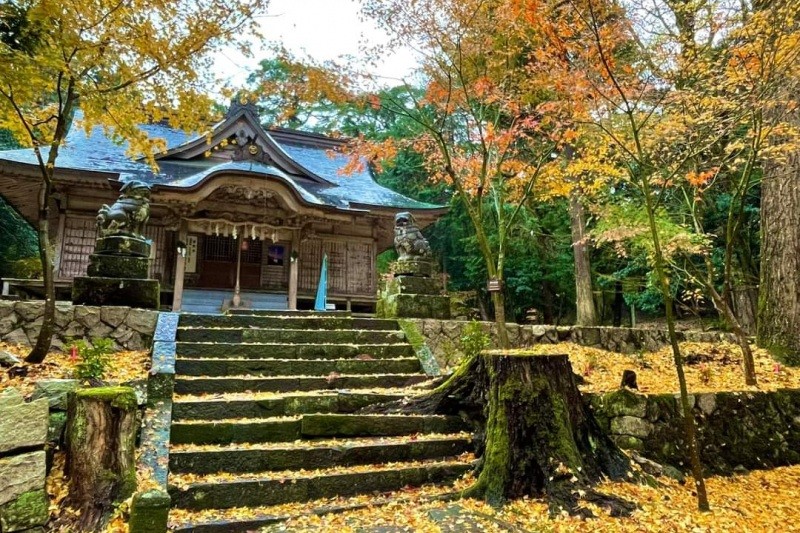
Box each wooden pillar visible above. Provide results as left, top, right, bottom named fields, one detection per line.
left=232, top=232, right=243, bottom=308
left=288, top=241, right=299, bottom=311
left=171, top=221, right=187, bottom=312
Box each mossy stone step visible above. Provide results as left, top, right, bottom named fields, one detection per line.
left=170, top=419, right=302, bottom=445
left=175, top=342, right=415, bottom=360
left=168, top=461, right=472, bottom=510
left=172, top=391, right=407, bottom=420
left=170, top=414, right=467, bottom=445
left=300, top=414, right=468, bottom=437
left=169, top=436, right=472, bottom=474
left=175, top=357, right=421, bottom=377
left=176, top=328, right=406, bottom=344
left=174, top=374, right=430, bottom=395
left=179, top=315, right=400, bottom=330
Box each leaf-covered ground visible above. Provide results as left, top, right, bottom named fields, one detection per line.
left=491, top=341, right=799, bottom=394
left=264, top=465, right=800, bottom=532
left=0, top=341, right=150, bottom=395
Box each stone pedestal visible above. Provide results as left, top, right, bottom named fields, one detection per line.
left=72, top=236, right=160, bottom=310
left=72, top=278, right=160, bottom=309
left=377, top=260, right=451, bottom=319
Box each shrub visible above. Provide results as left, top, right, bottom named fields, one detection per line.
left=460, top=320, right=491, bottom=359
left=72, top=338, right=115, bottom=381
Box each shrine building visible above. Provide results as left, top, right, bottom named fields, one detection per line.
left=0, top=102, right=446, bottom=312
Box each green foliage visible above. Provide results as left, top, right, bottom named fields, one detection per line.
left=376, top=249, right=398, bottom=274
left=0, top=195, right=38, bottom=277
left=460, top=321, right=491, bottom=358
left=6, top=256, right=42, bottom=278
left=72, top=338, right=115, bottom=381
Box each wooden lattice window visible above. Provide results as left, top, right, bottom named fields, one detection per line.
left=203, top=235, right=235, bottom=261
left=59, top=217, right=98, bottom=279
left=203, top=235, right=262, bottom=263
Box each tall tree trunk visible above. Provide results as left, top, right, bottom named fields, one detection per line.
left=490, top=289, right=511, bottom=348
left=25, top=180, right=55, bottom=363
left=569, top=192, right=598, bottom=326
left=612, top=281, right=624, bottom=327
left=640, top=174, right=709, bottom=511
left=758, top=148, right=800, bottom=365
left=24, top=94, right=74, bottom=364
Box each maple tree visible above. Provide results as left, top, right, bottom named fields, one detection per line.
left=505, top=0, right=797, bottom=509
left=359, top=0, right=578, bottom=347
left=0, top=0, right=270, bottom=362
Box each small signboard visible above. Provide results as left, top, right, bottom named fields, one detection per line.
left=186, top=235, right=198, bottom=273
left=487, top=278, right=502, bottom=292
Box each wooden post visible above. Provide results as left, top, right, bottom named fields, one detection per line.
left=288, top=247, right=299, bottom=311
left=66, top=387, right=138, bottom=531
left=233, top=232, right=243, bottom=308
left=172, top=221, right=187, bottom=312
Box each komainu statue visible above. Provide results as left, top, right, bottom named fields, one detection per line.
left=394, top=211, right=432, bottom=261
left=96, top=181, right=151, bottom=238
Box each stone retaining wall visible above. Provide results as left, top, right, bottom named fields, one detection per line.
left=408, top=319, right=737, bottom=368
left=588, top=388, right=800, bottom=474
left=0, top=302, right=158, bottom=351
left=0, top=389, right=49, bottom=532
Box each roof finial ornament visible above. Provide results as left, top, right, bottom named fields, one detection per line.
left=227, top=94, right=259, bottom=119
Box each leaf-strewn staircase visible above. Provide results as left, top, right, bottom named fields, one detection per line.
left=167, top=311, right=473, bottom=532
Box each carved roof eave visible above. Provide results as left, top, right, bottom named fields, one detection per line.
left=150, top=169, right=370, bottom=218
left=150, top=108, right=334, bottom=186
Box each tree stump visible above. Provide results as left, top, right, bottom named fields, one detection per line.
left=361, top=352, right=636, bottom=515
left=66, top=387, right=138, bottom=531
left=464, top=354, right=632, bottom=514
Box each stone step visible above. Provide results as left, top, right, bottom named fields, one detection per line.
left=175, top=327, right=406, bottom=344
left=226, top=310, right=352, bottom=317
left=169, top=434, right=473, bottom=474
left=175, top=342, right=415, bottom=360
left=168, top=459, right=473, bottom=510
left=174, top=357, right=421, bottom=377
left=170, top=414, right=467, bottom=445
left=172, top=390, right=410, bottom=420
left=174, top=373, right=431, bottom=395
left=179, top=314, right=399, bottom=330
left=167, top=484, right=461, bottom=533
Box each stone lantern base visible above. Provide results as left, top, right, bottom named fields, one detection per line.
left=72, top=236, right=160, bottom=310
left=376, top=259, right=450, bottom=319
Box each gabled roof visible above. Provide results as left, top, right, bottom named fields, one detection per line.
left=0, top=107, right=445, bottom=214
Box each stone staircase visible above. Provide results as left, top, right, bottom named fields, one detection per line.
left=166, top=311, right=474, bottom=532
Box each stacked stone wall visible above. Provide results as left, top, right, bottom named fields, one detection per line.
left=0, top=389, right=50, bottom=532
left=588, top=388, right=800, bottom=474
left=409, top=319, right=737, bottom=369
left=0, top=302, right=158, bottom=351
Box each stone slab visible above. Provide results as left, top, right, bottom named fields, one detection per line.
left=30, top=379, right=79, bottom=410
left=0, top=451, right=46, bottom=506
left=0, top=489, right=49, bottom=532
left=0, top=396, right=48, bottom=454
left=0, top=350, right=22, bottom=367
left=391, top=259, right=432, bottom=277
left=72, top=277, right=160, bottom=309
left=95, top=235, right=151, bottom=257
left=87, top=254, right=150, bottom=279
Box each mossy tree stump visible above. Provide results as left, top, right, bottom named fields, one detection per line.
left=465, top=353, right=632, bottom=514
left=66, top=387, right=138, bottom=531
left=364, top=352, right=635, bottom=516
